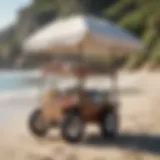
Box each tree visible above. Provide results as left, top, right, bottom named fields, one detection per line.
left=104, top=0, right=160, bottom=68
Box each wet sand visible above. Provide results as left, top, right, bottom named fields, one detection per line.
left=0, top=71, right=160, bottom=160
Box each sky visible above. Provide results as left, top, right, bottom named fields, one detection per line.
left=0, top=0, right=32, bottom=30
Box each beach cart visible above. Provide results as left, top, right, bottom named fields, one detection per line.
left=23, top=15, right=145, bottom=142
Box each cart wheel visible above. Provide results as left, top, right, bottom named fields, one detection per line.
left=28, top=109, right=48, bottom=137
left=100, top=111, right=118, bottom=139
left=61, top=112, right=84, bottom=143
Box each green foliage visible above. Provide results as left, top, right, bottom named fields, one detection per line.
left=118, top=9, right=146, bottom=33
left=106, top=0, right=160, bottom=68
left=150, top=39, right=160, bottom=64
left=104, top=0, right=136, bottom=20
left=31, top=0, right=58, bottom=25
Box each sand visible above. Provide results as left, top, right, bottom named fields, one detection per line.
left=0, top=71, right=160, bottom=160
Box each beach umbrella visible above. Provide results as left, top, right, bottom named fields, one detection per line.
left=23, top=15, right=145, bottom=56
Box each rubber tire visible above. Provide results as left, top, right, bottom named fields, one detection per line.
left=100, top=111, right=118, bottom=139
left=28, top=109, right=48, bottom=137
left=61, top=112, right=84, bottom=143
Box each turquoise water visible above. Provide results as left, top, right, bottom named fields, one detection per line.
left=0, top=72, right=40, bottom=92
left=0, top=72, right=39, bottom=125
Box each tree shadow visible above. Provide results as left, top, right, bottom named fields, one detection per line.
left=80, top=133, right=160, bottom=155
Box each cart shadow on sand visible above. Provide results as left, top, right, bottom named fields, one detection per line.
left=79, top=133, right=160, bottom=155
left=38, top=132, right=160, bottom=156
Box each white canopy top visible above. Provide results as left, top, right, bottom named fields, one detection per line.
left=23, top=15, right=145, bottom=55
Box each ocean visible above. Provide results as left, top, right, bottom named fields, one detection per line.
left=0, top=71, right=42, bottom=126
left=0, top=71, right=42, bottom=92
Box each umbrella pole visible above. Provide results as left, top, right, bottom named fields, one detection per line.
left=110, top=67, right=119, bottom=107
left=77, top=43, right=84, bottom=101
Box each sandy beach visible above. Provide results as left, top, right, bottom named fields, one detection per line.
left=0, top=71, right=160, bottom=160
